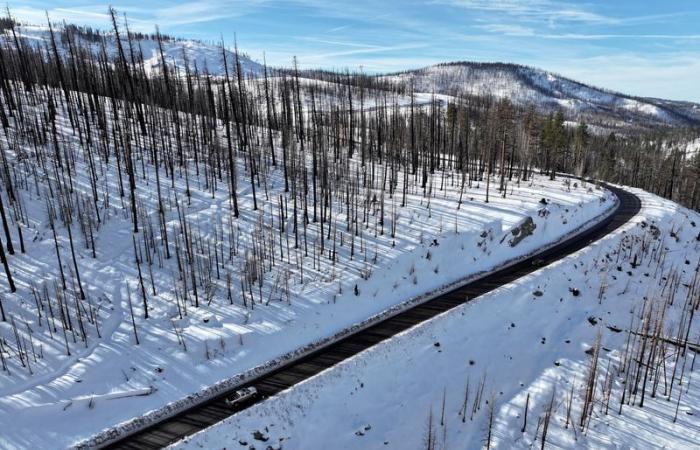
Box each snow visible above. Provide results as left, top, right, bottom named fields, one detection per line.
left=0, top=20, right=695, bottom=450
left=659, top=137, right=700, bottom=160
left=383, top=63, right=700, bottom=128
left=5, top=23, right=699, bottom=129
left=172, top=188, right=700, bottom=450
left=0, top=24, right=263, bottom=76
left=618, top=98, right=673, bottom=122
left=0, top=162, right=612, bottom=448
left=681, top=137, right=700, bottom=159
left=0, top=86, right=614, bottom=447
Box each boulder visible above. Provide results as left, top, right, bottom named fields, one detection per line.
left=509, top=217, right=536, bottom=247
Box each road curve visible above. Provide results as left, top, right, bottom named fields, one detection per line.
left=103, top=184, right=641, bottom=450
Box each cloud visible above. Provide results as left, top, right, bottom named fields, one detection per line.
left=538, top=52, right=700, bottom=102
left=541, top=33, right=700, bottom=40
left=304, top=43, right=429, bottom=61
left=435, top=0, right=616, bottom=24
left=326, top=25, right=351, bottom=33
left=478, top=24, right=535, bottom=36
left=10, top=5, right=113, bottom=26
left=299, top=37, right=385, bottom=49
left=148, top=1, right=268, bottom=27
left=9, top=1, right=271, bottom=31
left=477, top=24, right=700, bottom=41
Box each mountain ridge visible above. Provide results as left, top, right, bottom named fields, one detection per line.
left=382, top=61, right=700, bottom=128
left=2, top=21, right=698, bottom=129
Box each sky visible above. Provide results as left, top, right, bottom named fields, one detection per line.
left=8, top=0, right=700, bottom=102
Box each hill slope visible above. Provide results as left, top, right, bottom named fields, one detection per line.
left=172, top=189, right=700, bottom=450
left=3, top=23, right=699, bottom=129
left=0, top=24, right=263, bottom=76
left=384, top=62, right=700, bottom=128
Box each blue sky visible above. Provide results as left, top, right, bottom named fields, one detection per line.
left=9, top=0, right=700, bottom=101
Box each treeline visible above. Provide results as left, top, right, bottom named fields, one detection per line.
left=297, top=68, right=700, bottom=211
left=0, top=16, right=15, bottom=33
left=1, top=10, right=699, bottom=209
left=584, top=129, right=700, bottom=210
left=1, top=11, right=698, bottom=214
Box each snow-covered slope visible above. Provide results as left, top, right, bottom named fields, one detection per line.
left=174, top=188, right=700, bottom=450
left=0, top=77, right=614, bottom=447
left=3, top=24, right=698, bottom=129
left=0, top=24, right=263, bottom=76
left=0, top=141, right=612, bottom=448
left=384, top=62, right=700, bottom=128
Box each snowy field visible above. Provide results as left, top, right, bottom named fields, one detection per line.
left=173, top=188, right=700, bottom=450
left=0, top=109, right=613, bottom=448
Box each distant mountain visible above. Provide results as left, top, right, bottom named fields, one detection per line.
left=0, top=24, right=263, bottom=77
left=3, top=23, right=698, bottom=130
left=383, top=62, right=700, bottom=129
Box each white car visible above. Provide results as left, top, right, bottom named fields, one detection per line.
left=225, top=386, right=258, bottom=407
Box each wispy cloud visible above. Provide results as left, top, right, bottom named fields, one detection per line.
left=305, top=43, right=429, bottom=61
left=435, top=0, right=617, bottom=24
left=149, top=1, right=269, bottom=27
left=542, top=33, right=700, bottom=40
left=327, top=25, right=351, bottom=33
left=542, top=52, right=700, bottom=102
left=10, top=1, right=272, bottom=31
left=478, top=23, right=700, bottom=41
left=299, top=37, right=384, bottom=48
left=10, top=5, right=113, bottom=26
left=478, top=24, right=535, bottom=36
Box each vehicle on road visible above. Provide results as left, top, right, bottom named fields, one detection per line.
left=225, top=387, right=258, bottom=407
left=531, top=258, right=545, bottom=267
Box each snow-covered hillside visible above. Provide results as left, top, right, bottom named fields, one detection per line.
left=3, top=23, right=699, bottom=130
left=0, top=71, right=616, bottom=447
left=0, top=131, right=612, bottom=448
left=384, top=63, right=700, bottom=128
left=0, top=15, right=698, bottom=450
left=173, top=188, right=700, bottom=450
left=676, top=137, right=700, bottom=159
left=0, top=24, right=263, bottom=76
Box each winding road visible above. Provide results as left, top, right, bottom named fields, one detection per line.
left=101, top=183, right=641, bottom=450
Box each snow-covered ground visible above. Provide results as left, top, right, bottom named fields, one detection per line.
left=0, top=167, right=612, bottom=448
left=5, top=22, right=700, bottom=129
left=173, top=188, right=700, bottom=450
left=0, top=24, right=263, bottom=76
left=383, top=63, right=700, bottom=128
left=0, top=85, right=616, bottom=447
left=0, top=16, right=696, bottom=450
